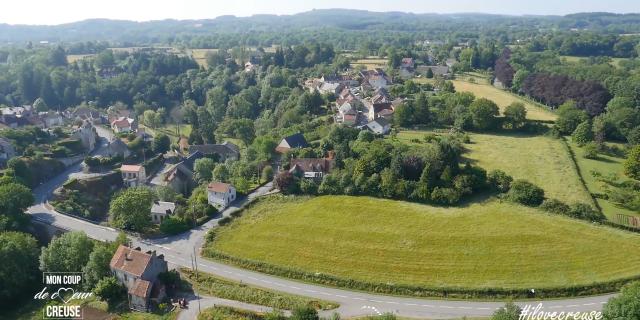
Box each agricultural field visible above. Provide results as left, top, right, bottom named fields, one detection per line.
left=350, top=57, right=387, bottom=69
left=568, top=141, right=639, bottom=218
left=397, top=130, right=594, bottom=205
left=560, top=55, right=629, bottom=68
left=66, top=54, right=95, bottom=63
left=208, top=195, right=640, bottom=290
left=449, top=80, right=556, bottom=122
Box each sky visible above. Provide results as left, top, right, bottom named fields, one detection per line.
left=1, top=0, right=639, bottom=25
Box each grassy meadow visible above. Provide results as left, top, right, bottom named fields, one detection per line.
left=568, top=141, right=639, bottom=218
left=208, top=195, right=640, bottom=290
left=397, top=130, right=594, bottom=205
left=560, top=55, right=629, bottom=69
left=414, top=77, right=556, bottom=121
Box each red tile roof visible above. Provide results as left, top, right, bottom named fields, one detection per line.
left=110, top=245, right=152, bottom=277
left=111, top=117, right=131, bottom=128
left=129, top=279, right=152, bottom=298
left=121, top=164, right=143, bottom=172
left=208, top=182, right=232, bottom=193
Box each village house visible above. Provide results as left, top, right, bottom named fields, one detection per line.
left=111, top=117, right=138, bottom=133
left=275, top=133, right=309, bottom=154
left=110, top=245, right=168, bottom=311
left=321, top=74, right=359, bottom=87
left=106, top=139, right=131, bottom=159
left=360, top=68, right=391, bottom=90
left=0, top=137, right=16, bottom=164
left=336, top=102, right=358, bottom=126
left=66, top=106, right=105, bottom=124
left=71, top=120, right=97, bottom=151
left=401, top=58, right=415, bottom=69
left=289, top=158, right=335, bottom=179
left=365, top=117, right=391, bottom=135
left=152, top=151, right=203, bottom=195
left=121, top=164, right=146, bottom=187
left=207, top=182, right=236, bottom=210
left=188, top=141, right=240, bottom=161
left=150, top=201, right=176, bottom=224
left=38, top=111, right=65, bottom=128
left=366, top=101, right=394, bottom=121
left=416, top=65, right=451, bottom=78
left=336, top=87, right=357, bottom=106
left=318, top=82, right=344, bottom=95
left=399, top=58, right=416, bottom=79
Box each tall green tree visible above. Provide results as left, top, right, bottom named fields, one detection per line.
left=0, top=182, right=34, bottom=231
left=0, top=231, right=40, bottom=308
left=40, top=231, right=94, bottom=272
left=469, top=98, right=499, bottom=131
left=82, top=245, right=114, bottom=290
left=109, top=187, right=153, bottom=231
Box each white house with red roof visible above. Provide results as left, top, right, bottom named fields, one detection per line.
left=111, top=116, right=137, bottom=133
left=121, top=164, right=146, bottom=187
left=207, top=182, right=236, bottom=210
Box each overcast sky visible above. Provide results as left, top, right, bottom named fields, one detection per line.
left=1, top=0, right=639, bottom=25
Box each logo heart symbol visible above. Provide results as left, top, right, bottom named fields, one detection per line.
left=56, top=287, right=75, bottom=304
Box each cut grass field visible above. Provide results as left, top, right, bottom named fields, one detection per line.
left=568, top=141, right=638, bottom=218
left=350, top=57, right=387, bottom=69
left=396, top=130, right=594, bottom=205
left=208, top=195, right=640, bottom=290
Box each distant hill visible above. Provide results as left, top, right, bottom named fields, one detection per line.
left=0, top=9, right=639, bottom=44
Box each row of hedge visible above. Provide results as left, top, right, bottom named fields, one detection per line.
left=202, top=248, right=640, bottom=300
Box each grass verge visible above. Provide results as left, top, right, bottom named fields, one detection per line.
left=181, top=268, right=338, bottom=310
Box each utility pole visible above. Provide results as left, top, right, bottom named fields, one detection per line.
left=192, top=247, right=201, bottom=315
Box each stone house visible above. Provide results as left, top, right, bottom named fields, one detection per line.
left=109, top=245, right=168, bottom=311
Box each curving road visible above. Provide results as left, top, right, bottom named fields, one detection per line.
left=26, top=128, right=616, bottom=319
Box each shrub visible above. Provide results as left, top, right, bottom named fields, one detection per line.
left=159, top=216, right=189, bottom=235
left=571, top=120, right=594, bottom=146
left=491, top=302, right=521, bottom=320
left=624, top=145, right=640, bottom=180
left=291, top=306, right=319, bottom=320
left=430, top=187, right=460, bottom=205
left=300, top=179, right=319, bottom=195
left=487, top=170, right=513, bottom=193
left=218, top=216, right=232, bottom=226
left=540, top=199, right=570, bottom=215
left=582, top=142, right=599, bottom=159
left=568, top=203, right=605, bottom=222
left=506, top=179, right=544, bottom=206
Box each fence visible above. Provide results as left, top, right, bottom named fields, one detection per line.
left=614, top=214, right=640, bottom=229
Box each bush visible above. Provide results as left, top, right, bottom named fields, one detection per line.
left=583, top=142, right=599, bottom=159
left=624, top=145, right=640, bottom=180
left=540, top=199, right=570, bottom=215
left=430, top=187, right=460, bottom=205
left=291, top=306, right=319, bottom=320
left=218, top=216, right=232, bottom=226
left=571, top=120, right=594, bottom=146
left=568, top=203, right=605, bottom=222
left=487, top=169, right=513, bottom=193
left=506, top=179, right=544, bottom=206
left=159, top=216, right=189, bottom=235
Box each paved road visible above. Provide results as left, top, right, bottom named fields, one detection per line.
left=26, top=127, right=616, bottom=319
